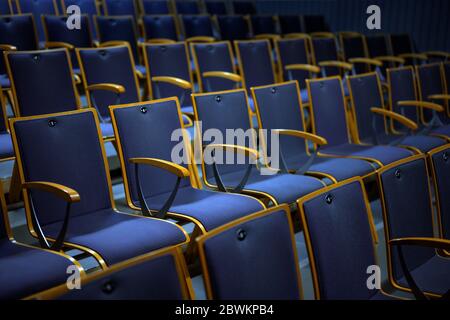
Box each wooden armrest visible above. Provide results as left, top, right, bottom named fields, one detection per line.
left=185, top=36, right=215, bottom=43
left=99, top=41, right=128, bottom=48
left=22, top=182, right=80, bottom=203
left=389, top=237, right=450, bottom=251
left=151, top=76, right=192, bottom=90
left=272, top=129, right=328, bottom=146
left=428, top=94, right=450, bottom=101
left=375, top=56, right=405, bottom=64
left=0, top=44, right=17, bottom=51
left=397, top=100, right=444, bottom=112
left=310, top=32, right=334, bottom=38
left=424, top=51, right=450, bottom=59
left=129, top=158, right=190, bottom=178
left=348, top=57, right=383, bottom=67
left=285, top=64, right=321, bottom=73
left=371, top=107, right=418, bottom=131
left=202, top=71, right=242, bottom=82
left=145, top=38, right=176, bottom=44
left=87, top=83, right=126, bottom=94
left=283, top=33, right=310, bottom=40
left=318, top=60, right=353, bottom=71
left=204, top=144, right=259, bottom=160
left=45, top=41, right=74, bottom=50
left=254, top=34, right=280, bottom=40
left=398, top=53, right=428, bottom=60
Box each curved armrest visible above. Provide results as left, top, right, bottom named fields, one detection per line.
left=310, top=32, right=334, bottom=38
left=0, top=44, right=17, bottom=51
left=283, top=33, right=310, bottom=40
left=202, top=71, right=242, bottom=82
left=87, top=83, right=126, bottom=94
left=254, top=34, right=280, bottom=40
left=318, top=60, right=353, bottom=71
left=185, top=36, right=215, bottom=43
left=45, top=41, right=75, bottom=50
left=129, top=158, right=190, bottom=178
left=397, top=100, right=444, bottom=112
left=398, top=53, right=428, bottom=61
left=428, top=94, right=450, bottom=101
left=273, top=129, right=328, bottom=146
left=285, top=64, right=321, bottom=73
left=22, top=182, right=80, bottom=203
left=374, top=55, right=405, bottom=64
left=99, top=41, right=128, bottom=48
left=371, top=108, right=418, bottom=131
left=204, top=144, right=259, bottom=160
left=424, top=51, right=450, bottom=59
left=151, top=76, right=192, bottom=90
left=146, top=38, right=177, bottom=44
left=348, top=57, right=383, bottom=67
left=389, top=237, right=450, bottom=251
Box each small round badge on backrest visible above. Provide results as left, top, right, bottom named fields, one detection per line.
left=395, top=169, right=401, bottom=179
left=102, top=280, right=115, bottom=294
left=319, top=81, right=324, bottom=88
left=48, top=119, right=57, bottom=127
left=140, top=106, right=148, bottom=114
left=271, top=87, right=277, bottom=94
left=236, top=228, right=247, bottom=241
left=443, top=151, right=448, bottom=162
left=325, top=193, right=333, bottom=204
left=100, top=50, right=106, bottom=56
left=33, top=54, right=40, bottom=62
left=160, top=46, right=167, bottom=52
left=215, top=95, right=221, bottom=103
left=207, top=45, right=213, bottom=51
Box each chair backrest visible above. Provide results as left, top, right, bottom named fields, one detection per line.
left=95, top=15, right=140, bottom=63
left=298, top=177, right=379, bottom=299
left=103, top=0, right=138, bottom=18
left=275, top=37, right=311, bottom=88
left=10, top=109, right=114, bottom=227
left=0, top=182, right=10, bottom=240
left=181, top=14, right=214, bottom=39
left=205, top=0, right=227, bottom=15
left=444, top=62, right=450, bottom=94
left=217, top=15, right=248, bottom=41
left=307, top=76, right=350, bottom=147
left=140, top=0, right=171, bottom=15
left=311, top=35, right=340, bottom=76
left=175, top=0, right=199, bottom=14
left=16, top=0, right=58, bottom=41
left=143, top=42, right=192, bottom=106
left=197, top=205, right=302, bottom=299
left=191, top=41, right=237, bottom=92
left=278, top=15, right=303, bottom=35
left=232, top=1, right=255, bottom=15
left=339, top=32, right=369, bottom=74
left=377, top=155, right=435, bottom=287
left=0, top=0, right=12, bottom=14
left=250, top=15, right=277, bottom=36
left=429, top=145, right=450, bottom=240
left=366, top=34, right=390, bottom=58
left=142, top=14, right=178, bottom=41
left=390, top=33, right=414, bottom=56
left=6, top=48, right=79, bottom=117
left=235, top=39, right=276, bottom=92
left=303, top=15, right=328, bottom=33
left=77, top=45, right=140, bottom=120
left=61, top=0, right=100, bottom=39
left=110, top=98, right=194, bottom=210
left=347, top=72, right=387, bottom=143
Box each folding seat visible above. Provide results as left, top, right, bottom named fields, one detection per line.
left=250, top=15, right=279, bottom=38
left=197, top=205, right=302, bottom=299
left=205, top=0, right=227, bottom=15
left=102, top=0, right=139, bottom=19
left=180, top=14, right=216, bottom=42
left=0, top=90, right=13, bottom=162
left=61, top=0, right=101, bottom=39
left=110, top=98, right=265, bottom=234
left=232, top=1, right=256, bottom=15
left=306, top=76, right=414, bottom=168
left=0, top=0, right=12, bottom=14
left=175, top=0, right=200, bottom=14
left=278, top=15, right=304, bottom=36
left=347, top=72, right=446, bottom=153
left=191, top=41, right=241, bottom=92
left=298, top=177, right=400, bottom=300
left=34, top=247, right=193, bottom=300
left=251, top=81, right=376, bottom=184
left=377, top=154, right=450, bottom=298
left=390, top=34, right=428, bottom=66
left=192, top=89, right=325, bottom=206
left=0, top=183, right=83, bottom=300
left=142, top=14, right=179, bottom=43
left=216, top=15, right=249, bottom=41
left=139, top=0, right=171, bottom=15
left=10, top=108, right=189, bottom=269
left=303, top=15, right=329, bottom=33
left=15, top=0, right=58, bottom=43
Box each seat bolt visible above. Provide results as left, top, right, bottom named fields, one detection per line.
left=215, top=95, right=221, bottom=102
left=271, top=87, right=276, bottom=94
left=48, top=119, right=56, bottom=127
left=236, top=228, right=246, bottom=241
left=443, top=152, right=448, bottom=162
left=325, top=194, right=333, bottom=204
left=102, top=281, right=115, bottom=294
left=140, top=106, right=147, bottom=114
left=395, top=169, right=401, bottom=179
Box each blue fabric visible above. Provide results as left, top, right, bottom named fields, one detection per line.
left=99, top=122, right=114, bottom=138
left=205, top=1, right=227, bottom=15
left=341, top=36, right=367, bottom=74
left=63, top=0, right=99, bottom=39
left=362, top=134, right=446, bottom=153
left=277, top=38, right=310, bottom=88
left=300, top=88, right=309, bottom=103
left=432, top=125, right=450, bottom=138
left=278, top=15, right=303, bottom=34
left=311, top=38, right=340, bottom=76
left=16, top=0, right=57, bottom=41
left=417, top=64, right=448, bottom=123
left=141, top=0, right=170, bottom=14
left=135, top=64, right=147, bottom=77
left=217, top=15, right=249, bottom=41
left=251, top=15, right=277, bottom=35
left=431, top=147, right=450, bottom=239
left=175, top=1, right=199, bottom=14
left=232, top=1, right=256, bottom=14
left=104, top=0, right=137, bottom=18
left=0, top=133, right=13, bottom=159
left=0, top=241, right=73, bottom=299
left=182, top=15, right=214, bottom=38
left=303, top=15, right=328, bottom=33
left=0, top=0, right=12, bottom=14
left=142, top=15, right=178, bottom=41
left=0, top=74, right=9, bottom=88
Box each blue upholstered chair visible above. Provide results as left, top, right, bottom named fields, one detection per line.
left=0, top=173, right=83, bottom=300
left=366, top=34, right=405, bottom=74
left=251, top=81, right=376, bottom=184
left=378, top=154, right=450, bottom=298
left=306, top=76, right=414, bottom=168
left=390, top=33, right=428, bottom=66
left=347, top=72, right=446, bottom=153
left=278, top=15, right=303, bottom=35
left=192, top=89, right=325, bottom=206
left=61, top=0, right=101, bottom=39
left=205, top=0, right=227, bottom=15
left=110, top=98, right=265, bottom=233
left=102, top=0, right=138, bottom=19
left=250, top=15, right=278, bottom=37
left=303, top=15, right=329, bottom=33
left=191, top=41, right=241, bottom=92
left=216, top=15, right=249, bottom=41
left=15, top=0, right=58, bottom=42
left=197, top=205, right=302, bottom=299
left=180, top=14, right=215, bottom=41
left=232, top=1, right=255, bottom=15
left=175, top=0, right=200, bottom=14
left=10, top=109, right=189, bottom=269
left=142, top=15, right=179, bottom=42
left=34, top=247, right=193, bottom=300
left=0, top=89, right=13, bottom=161
left=139, top=0, right=171, bottom=15
left=298, top=177, right=400, bottom=300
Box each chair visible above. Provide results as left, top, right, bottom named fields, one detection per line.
left=347, top=72, right=446, bottom=153
left=139, top=0, right=171, bottom=15
left=377, top=154, right=450, bottom=298
left=366, top=34, right=405, bottom=77
left=102, top=0, right=138, bottom=19
left=0, top=0, right=12, bottom=14
left=192, top=89, right=325, bottom=206
left=303, top=15, right=329, bottom=33
left=110, top=98, right=265, bottom=233
left=205, top=0, right=227, bottom=15
left=216, top=15, right=249, bottom=41
left=180, top=14, right=215, bottom=41
left=390, top=33, right=428, bottom=66
left=10, top=108, right=189, bottom=269
left=175, top=0, right=200, bottom=14
left=298, top=177, right=399, bottom=300
left=197, top=205, right=302, bottom=299
left=232, top=1, right=255, bottom=15
left=15, top=0, right=58, bottom=42
left=61, top=0, right=101, bottom=39
left=191, top=41, right=241, bottom=92
left=251, top=81, right=376, bottom=184
left=142, top=15, right=179, bottom=42
left=0, top=182, right=83, bottom=299
left=278, top=15, right=303, bottom=35
left=33, top=246, right=193, bottom=300
left=250, top=15, right=278, bottom=38
left=306, top=76, right=414, bottom=168
left=0, top=89, right=13, bottom=162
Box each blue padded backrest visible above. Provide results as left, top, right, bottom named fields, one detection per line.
left=95, top=16, right=139, bottom=62
left=62, top=0, right=99, bottom=38
left=0, top=183, right=7, bottom=239
left=303, top=15, right=328, bottom=33
left=205, top=1, right=227, bottom=15
left=341, top=35, right=366, bottom=74
left=7, top=49, right=78, bottom=117
left=278, top=15, right=303, bottom=34
left=141, top=0, right=170, bottom=14
left=416, top=64, right=446, bottom=123
left=236, top=40, right=275, bottom=92
left=251, top=15, right=277, bottom=35
left=308, top=77, right=349, bottom=146
left=431, top=147, right=450, bottom=240
left=13, top=110, right=112, bottom=226
left=232, top=1, right=255, bottom=15
left=390, top=34, right=413, bottom=56
left=16, top=0, right=57, bottom=41
left=387, top=67, right=419, bottom=131
left=78, top=46, right=139, bottom=120
left=348, top=73, right=386, bottom=141
left=145, top=43, right=191, bottom=106
left=366, top=34, right=389, bottom=58
left=0, top=94, right=6, bottom=133
left=111, top=100, right=191, bottom=204
left=182, top=14, right=214, bottom=38
left=445, top=63, right=450, bottom=92
left=252, top=82, right=307, bottom=160
left=104, top=0, right=137, bottom=17
left=201, top=208, right=301, bottom=299
left=175, top=1, right=199, bottom=14
left=312, top=37, right=339, bottom=76
left=301, top=180, right=378, bottom=299
left=217, top=15, right=248, bottom=41
left=0, top=0, right=12, bottom=14
left=192, top=42, right=235, bottom=92
left=142, top=15, right=178, bottom=41
left=379, top=157, right=435, bottom=281
left=276, top=38, right=309, bottom=87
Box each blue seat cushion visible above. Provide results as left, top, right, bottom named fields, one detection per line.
left=320, top=143, right=413, bottom=167
left=0, top=74, right=10, bottom=88
left=0, top=241, right=73, bottom=299
left=300, top=89, right=309, bottom=103
left=42, top=209, right=187, bottom=265
left=362, top=134, right=446, bottom=153
left=145, top=187, right=265, bottom=231
left=135, top=64, right=147, bottom=77
left=248, top=96, right=255, bottom=113
left=0, top=133, right=14, bottom=159
left=181, top=105, right=193, bottom=114
left=99, top=122, right=115, bottom=139
left=431, top=125, right=450, bottom=139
